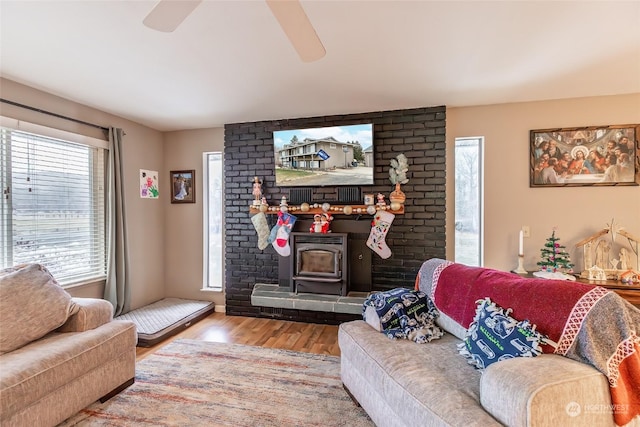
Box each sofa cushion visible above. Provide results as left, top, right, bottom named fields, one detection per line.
left=0, top=264, right=78, bottom=354
left=480, top=354, right=617, bottom=427
left=0, top=320, right=136, bottom=420
left=458, top=297, right=547, bottom=370
left=339, top=320, right=502, bottom=426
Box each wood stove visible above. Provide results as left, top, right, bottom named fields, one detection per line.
left=289, top=232, right=348, bottom=296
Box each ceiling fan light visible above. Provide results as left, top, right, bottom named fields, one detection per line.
left=143, top=0, right=203, bottom=33
left=266, top=0, right=326, bottom=63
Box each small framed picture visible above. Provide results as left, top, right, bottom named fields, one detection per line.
left=364, top=194, right=375, bottom=205
left=170, top=170, right=196, bottom=204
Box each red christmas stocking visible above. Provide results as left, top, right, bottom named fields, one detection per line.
left=268, top=212, right=297, bottom=257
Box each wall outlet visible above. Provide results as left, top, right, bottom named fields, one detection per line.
left=522, top=226, right=531, bottom=238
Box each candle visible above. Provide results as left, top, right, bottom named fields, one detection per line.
left=518, top=229, right=524, bottom=256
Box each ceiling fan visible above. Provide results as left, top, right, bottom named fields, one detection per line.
left=143, top=0, right=326, bottom=63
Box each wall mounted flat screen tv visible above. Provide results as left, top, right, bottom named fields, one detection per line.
left=273, top=123, right=374, bottom=187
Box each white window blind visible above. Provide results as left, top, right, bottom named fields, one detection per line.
left=1, top=127, right=107, bottom=285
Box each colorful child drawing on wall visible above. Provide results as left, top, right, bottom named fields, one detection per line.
left=140, top=169, right=159, bottom=198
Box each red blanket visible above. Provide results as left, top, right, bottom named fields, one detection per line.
left=427, top=261, right=640, bottom=426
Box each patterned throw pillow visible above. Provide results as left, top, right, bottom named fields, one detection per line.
left=458, top=297, right=549, bottom=370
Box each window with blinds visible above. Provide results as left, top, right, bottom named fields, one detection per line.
left=1, top=127, right=107, bottom=285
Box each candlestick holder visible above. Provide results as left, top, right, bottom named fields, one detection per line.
left=513, top=255, right=528, bottom=275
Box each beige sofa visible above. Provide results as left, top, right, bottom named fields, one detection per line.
left=339, top=259, right=640, bottom=427
left=0, top=264, right=137, bottom=427
left=340, top=320, right=619, bottom=427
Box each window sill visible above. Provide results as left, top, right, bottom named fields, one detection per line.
left=200, top=287, right=223, bottom=293
left=63, top=277, right=106, bottom=290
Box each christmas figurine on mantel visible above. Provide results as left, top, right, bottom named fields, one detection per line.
left=533, top=228, right=576, bottom=281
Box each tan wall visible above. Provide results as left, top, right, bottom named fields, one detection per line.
left=0, top=78, right=166, bottom=309
left=447, top=93, right=640, bottom=273
left=3, top=77, right=639, bottom=305
left=163, top=128, right=225, bottom=308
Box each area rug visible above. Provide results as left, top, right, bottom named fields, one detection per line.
left=60, top=339, right=373, bottom=427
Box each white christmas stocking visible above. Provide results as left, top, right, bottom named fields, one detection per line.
left=269, top=212, right=297, bottom=257
left=367, top=210, right=395, bottom=259
left=251, top=212, right=270, bottom=250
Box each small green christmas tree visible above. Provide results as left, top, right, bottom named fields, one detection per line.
left=537, top=229, right=574, bottom=273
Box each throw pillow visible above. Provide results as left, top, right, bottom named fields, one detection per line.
left=458, top=297, right=548, bottom=370
left=0, top=264, right=79, bottom=354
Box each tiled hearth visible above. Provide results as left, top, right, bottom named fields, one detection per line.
left=251, top=284, right=368, bottom=315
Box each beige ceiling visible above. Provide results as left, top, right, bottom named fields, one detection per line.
left=1, top=1, right=639, bottom=132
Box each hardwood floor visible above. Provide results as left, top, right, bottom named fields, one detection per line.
left=135, top=313, right=341, bottom=361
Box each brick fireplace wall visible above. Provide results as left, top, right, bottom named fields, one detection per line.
left=224, top=106, right=446, bottom=323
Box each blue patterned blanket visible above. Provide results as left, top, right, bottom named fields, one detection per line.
left=362, top=288, right=443, bottom=343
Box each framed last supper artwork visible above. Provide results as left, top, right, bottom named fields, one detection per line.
left=530, top=124, right=639, bottom=187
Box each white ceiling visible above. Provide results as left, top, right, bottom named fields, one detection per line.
left=1, top=1, right=639, bottom=132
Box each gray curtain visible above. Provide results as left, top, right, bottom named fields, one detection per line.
left=104, top=127, right=130, bottom=316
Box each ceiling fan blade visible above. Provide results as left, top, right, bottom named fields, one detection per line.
left=143, top=0, right=203, bottom=33
left=266, top=0, right=326, bottom=63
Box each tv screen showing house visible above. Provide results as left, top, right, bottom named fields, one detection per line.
left=273, top=123, right=374, bottom=187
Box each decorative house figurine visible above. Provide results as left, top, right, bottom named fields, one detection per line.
left=575, top=219, right=640, bottom=281
left=587, top=266, right=607, bottom=281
